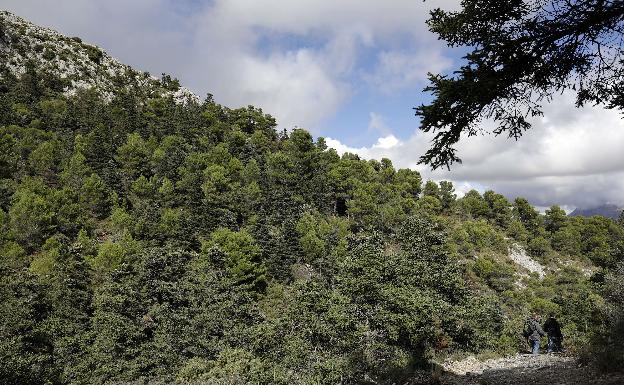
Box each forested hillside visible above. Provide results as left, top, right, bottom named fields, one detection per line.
left=0, top=11, right=623, bottom=385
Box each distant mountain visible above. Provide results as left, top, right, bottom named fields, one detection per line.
left=0, top=11, right=199, bottom=104
left=569, top=204, right=623, bottom=219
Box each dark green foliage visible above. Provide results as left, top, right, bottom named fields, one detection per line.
left=545, top=205, right=567, bottom=233
left=513, top=197, right=543, bottom=236
left=473, top=255, right=516, bottom=292
left=527, top=236, right=550, bottom=258
left=460, top=190, right=491, bottom=219
left=8, top=179, right=55, bottom=251
left=337, top=223, right=462, bottom=370
left=551, top=223, right=582, bottom=255
left=90, top=246, right=202, bottom=382
left=0, top=270, right=53, bottom=385
left=416, top=0, right=624, bottom=168
left=203, top=228, right=267, bottom=291
left=483, top=190, right=511, bottom=228
left=591, top=263, right=624, bottom=371
left=0, top=60, right=621, bottom=384
left=579, top=216, right=624, bottom=268
left=84, top=45, right=103, bottom=64
left=573, top=263, right=624, bottom=371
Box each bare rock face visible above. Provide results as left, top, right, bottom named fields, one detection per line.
left=508, top=243, right=545, bottom=279
left=0, top=11, right=199, bottom=104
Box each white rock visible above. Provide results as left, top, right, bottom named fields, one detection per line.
left=509, top=243, right=546, bottom=279
left=0, top=11, right=199, bottom=105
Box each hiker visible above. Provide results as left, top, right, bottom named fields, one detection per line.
left=543, top=314, right=564, bottom=353
left=523, top=313, right=546, bottom=355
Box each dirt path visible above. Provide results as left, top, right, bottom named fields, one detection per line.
left=433, top=354, right=624, bottom=385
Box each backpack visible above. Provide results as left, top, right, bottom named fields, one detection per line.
left=522, top=319, right=533, bottom=338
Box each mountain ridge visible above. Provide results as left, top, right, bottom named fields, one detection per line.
left=0, top=10, right=199, bottom=104
left=569, top=203, right=622, bottom=219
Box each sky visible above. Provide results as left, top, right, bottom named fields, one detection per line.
left=3, top=0, right=624, bottom=210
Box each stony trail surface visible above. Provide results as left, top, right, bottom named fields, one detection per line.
left=430, top=354, right=624, bottom=385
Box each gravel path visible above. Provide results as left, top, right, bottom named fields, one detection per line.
left=429, top=354, right=624, bottom=385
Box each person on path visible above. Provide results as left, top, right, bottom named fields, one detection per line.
left=543, top=314, right=564, bottom=353
left=524, top=313, right=546, bottom=355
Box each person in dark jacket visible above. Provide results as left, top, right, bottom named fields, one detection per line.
left=543, top=314, right=564, bottom=353
left=525, top=313, right=546, bottom=355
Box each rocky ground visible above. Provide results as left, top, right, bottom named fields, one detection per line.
left=508, top=243, right=545, bottom=279
left=425, top=353, right=624, bottom=385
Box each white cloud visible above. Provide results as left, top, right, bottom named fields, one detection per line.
left=2, top=0, right=460, bottom=131
left=211, top=49, right=348, bottom=131
left=365, top=49, right=453, bottom=93
left=5, top=1, right=624, bottom=209
left=375, top=135, right=401, bottom=149
left=200, top=0, right=460, bottom=37
left=367, top=112, right=391, bottom=135
left=326, top=133, right=402, bottom=156
left=186, top=0, right=460, bottom=130
left=326, top=95, right=624, bottom=208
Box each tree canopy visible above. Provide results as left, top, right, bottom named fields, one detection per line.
left=416, top=0, right=624, bottom=169
left=1, top=13, right=624, bottom=383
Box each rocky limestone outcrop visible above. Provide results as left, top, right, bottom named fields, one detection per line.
left=0, top=11, right=199, bottom=104
left=508, top=242, right=545, bottom=279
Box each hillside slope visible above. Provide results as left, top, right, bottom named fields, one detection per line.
left=0, top=11, right=622, bottom=385
left=0, top=11, right=198, bottom=103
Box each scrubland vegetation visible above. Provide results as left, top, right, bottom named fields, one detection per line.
left=1, top=63, right=623, bottom=384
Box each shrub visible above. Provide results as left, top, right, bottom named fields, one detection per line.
left=528, top=236, right=550, bottom=258
left=473, top=256, right=516, bottom=292
left=83, top=44, right=103, bottom=64
left=587, top=263, right=624, bottom=371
